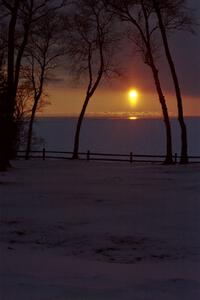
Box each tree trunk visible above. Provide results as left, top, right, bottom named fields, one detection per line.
left=25, top=100, right=38, bottom=160
left=0, top=86, right=9, bottom=170
left=153, top=0, right=188, bottom=164
left=73, top=94, right=90, bottom=159
left=139, top=2, right=173, bottom=164
left=151, top=65, right=173, bottom=164
left=0, top=120, right=11, bottom=171
left=1, top=0, right=20, bottom=170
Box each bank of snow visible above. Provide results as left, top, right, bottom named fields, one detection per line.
left=0, top=160, right=200, bottom=300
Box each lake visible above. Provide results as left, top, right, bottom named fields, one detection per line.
left=31, top=117, right=200, bottom=156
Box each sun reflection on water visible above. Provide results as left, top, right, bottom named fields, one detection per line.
left=129, top=116, right=138, bottom=120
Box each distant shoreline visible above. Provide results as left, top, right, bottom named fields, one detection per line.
left=36, top=115, right=200, bottom=120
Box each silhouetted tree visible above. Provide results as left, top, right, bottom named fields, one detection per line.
left=0, top=0, right=67, bottom=170
left=106, top=0, right=173, bottom=164
left=25, top=12, right=64, bottom=159
left=0, top=31, right=7, bottom=118
left=66, top=0, right=118, bottom=159
left=0, top=26, right=7, bottom=170
left=152, top=0, right=192, bottom=163
left=0, top=0, right=21, bottom=170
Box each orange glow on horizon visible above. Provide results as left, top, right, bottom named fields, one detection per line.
left=42, top=86, right=200, bottom=117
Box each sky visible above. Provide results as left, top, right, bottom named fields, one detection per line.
left=42, top=0, right=200, bottom=118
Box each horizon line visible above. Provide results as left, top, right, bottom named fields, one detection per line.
left=37, top=112, right=200, bottom=119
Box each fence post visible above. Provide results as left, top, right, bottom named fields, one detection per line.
left=87, top=150, right=90, bottom=161
left=130, top=152, right=133, bottom=163
left=174, top=153, right=177, bottom=164
left=43, top=148, right=46, bottom=160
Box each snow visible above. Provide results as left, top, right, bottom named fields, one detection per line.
left=0, top=159, right=200, bottom=299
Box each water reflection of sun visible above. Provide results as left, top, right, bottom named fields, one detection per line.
left=129, top=116, right=138, bottom=120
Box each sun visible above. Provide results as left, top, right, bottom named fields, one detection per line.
left=128, top=89, right=139, bottom=105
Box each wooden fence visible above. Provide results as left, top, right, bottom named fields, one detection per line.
left=17, top=149, right=200, bottom=164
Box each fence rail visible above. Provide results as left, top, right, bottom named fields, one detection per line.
left=17, top=149, right=200, bottom=164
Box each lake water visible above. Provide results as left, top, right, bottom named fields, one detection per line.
left=32, top=117, right=200, bottom=157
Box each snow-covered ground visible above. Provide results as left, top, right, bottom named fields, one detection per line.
left=0, top=160, right=200, bottom=300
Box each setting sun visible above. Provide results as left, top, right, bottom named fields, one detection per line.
left=129, top=89, right=139, bottom=105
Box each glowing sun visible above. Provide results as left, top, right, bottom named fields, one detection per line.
left=128, top=89, right=139, bottom=105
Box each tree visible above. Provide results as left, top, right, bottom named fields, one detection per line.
left=152, top=0, right=191, bottom=163
left=24, top=12, right=64, bottom=159
left=66, top=0, right=118, bottom=159
left=0, top=23, right=7, bottom=170
left=0, top=0, right=67, bottom=170
left=106, top=0, right=173, bottom=164
left=0, top=35, right=7, bottom=127
left=0, top=29, right=7, bottom=118
left=0, top=0, right=21, bottom=170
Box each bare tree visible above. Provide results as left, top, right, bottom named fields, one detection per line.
left=0, top=0, right=67, bottom=170
left=0, top=0, right=21, bottom=170
left=152, top=0, right=191, bottom=163
left=0, top=28, right=7, bottom=117
left=66, top=0, right=118, bottom=159
left=24, top=12, right=65, bottom=159
left=0, top=23, right=7, bottom=169
left=106, top=0, right=173, bottom=164
left=0, top=39, right=7, bottom=122
left=11, top=82, right=33, bottom=152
